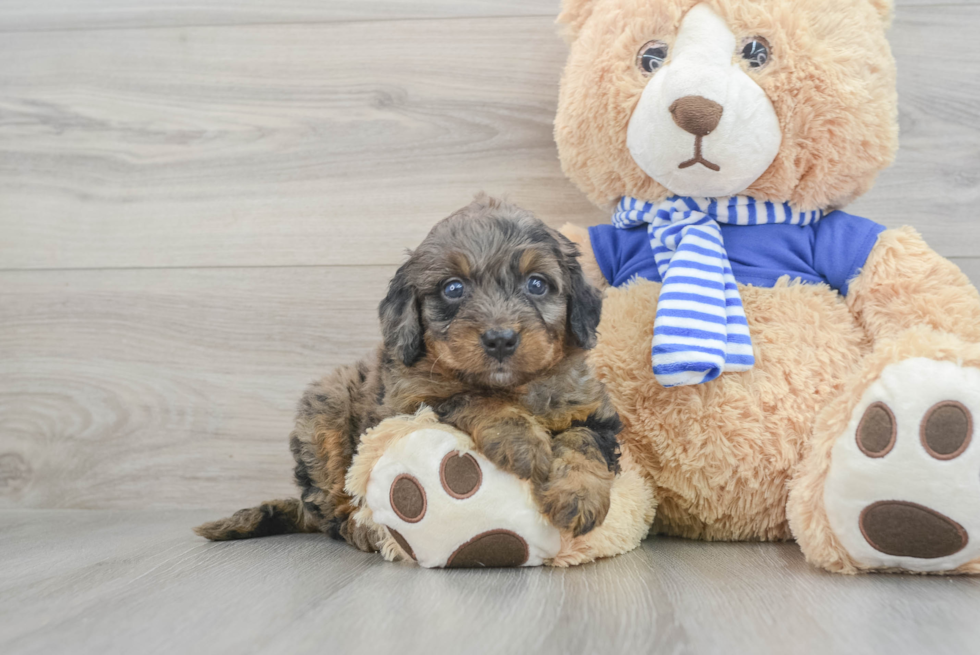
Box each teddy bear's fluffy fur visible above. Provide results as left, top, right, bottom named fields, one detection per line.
left=551, top=0, right=980, bottom=573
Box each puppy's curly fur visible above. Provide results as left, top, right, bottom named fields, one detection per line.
left=195, top=196, right=621, bottom=549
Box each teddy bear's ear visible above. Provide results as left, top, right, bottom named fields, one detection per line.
left=867, top=0, right=894, bottom=25
left=556, top=0, right=599, bottom=43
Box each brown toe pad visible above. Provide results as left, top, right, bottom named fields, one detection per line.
left=860, top=500, right=968, bottom=559
left=390, top=474, right=426, bottom=523
left=921, top=401, right=973, bottom=460
left=440, top=451, right=482, bottom=499
left=446, top=530, right=529, bottom=568
left=856, top=401, right=896, bottom=458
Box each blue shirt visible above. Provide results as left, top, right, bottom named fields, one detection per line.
left=589, top=210, right=886, bottom=296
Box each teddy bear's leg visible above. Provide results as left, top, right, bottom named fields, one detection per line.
left=789, top=229, right=980, bottom=574
left=789, top=332, right=980, bottom=574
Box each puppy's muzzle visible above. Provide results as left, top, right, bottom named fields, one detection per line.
left=481, top=328, right=520, bottom=362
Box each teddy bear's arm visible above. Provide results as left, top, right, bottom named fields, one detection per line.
left=846, top=227, right=980, bottom=343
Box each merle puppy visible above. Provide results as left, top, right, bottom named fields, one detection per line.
left=196, top=196, right=621, bottom=551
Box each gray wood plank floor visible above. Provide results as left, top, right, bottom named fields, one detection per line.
left=3, top=510, right=980, bottom=655
left=3, top=1, right=980, bottom=653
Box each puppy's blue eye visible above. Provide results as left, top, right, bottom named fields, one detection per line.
left=526, top=276, right=549, bottom=296
left=443, top=279, right=465, bottom=299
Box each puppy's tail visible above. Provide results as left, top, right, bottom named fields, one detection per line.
left=194, top=498, right=318, bottom=541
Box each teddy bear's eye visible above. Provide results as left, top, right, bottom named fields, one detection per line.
left=740, top=36, right=771, bottom=69
left=636, top=40, right=668, bottom=75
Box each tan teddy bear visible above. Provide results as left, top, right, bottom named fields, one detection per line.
left=350, top=0, right=980, bottom=574
left=554, top=0, right=980, bottom=574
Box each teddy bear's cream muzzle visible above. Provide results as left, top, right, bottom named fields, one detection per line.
left=626, top=3, right=782, bottom=198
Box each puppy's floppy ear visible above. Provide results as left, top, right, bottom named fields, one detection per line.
left=559, top=234, right=603, bottom=349
left=379, top=261, right=425, bottom=366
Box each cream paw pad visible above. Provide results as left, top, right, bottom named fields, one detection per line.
left=348, top=410, right=560, bottom=568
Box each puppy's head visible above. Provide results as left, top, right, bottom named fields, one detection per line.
left=379, top=195, right=602, bottom=388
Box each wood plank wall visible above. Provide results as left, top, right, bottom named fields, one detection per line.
left=1, top=0, right=978, bottom=510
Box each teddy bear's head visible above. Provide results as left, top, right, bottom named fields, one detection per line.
left=555, top=0, right=898, bottom=211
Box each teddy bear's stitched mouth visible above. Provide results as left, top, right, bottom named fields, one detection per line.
left=678, top=135, right=720, bottom=172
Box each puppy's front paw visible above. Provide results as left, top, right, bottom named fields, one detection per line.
left=479, top=420, right=552, bottom=484
left=536, top=454, right=614, bottom=537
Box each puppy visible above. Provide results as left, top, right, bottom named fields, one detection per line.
left=195, top=196, right=621, bottom=551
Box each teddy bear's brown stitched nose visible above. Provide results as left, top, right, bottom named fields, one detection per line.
left=669, top=96, right=724, bottom=137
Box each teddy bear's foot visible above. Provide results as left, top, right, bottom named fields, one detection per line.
left=347, top=408, right=657, bottom=568
left=814, top=357, right=980, bottom=573
left=362, top=425, right=561, bottom=568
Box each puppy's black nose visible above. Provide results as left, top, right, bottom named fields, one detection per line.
left=481, top=329, right=520, bottom=361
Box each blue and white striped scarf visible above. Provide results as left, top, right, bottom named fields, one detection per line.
left=612, top=196, right=823, bottom=388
